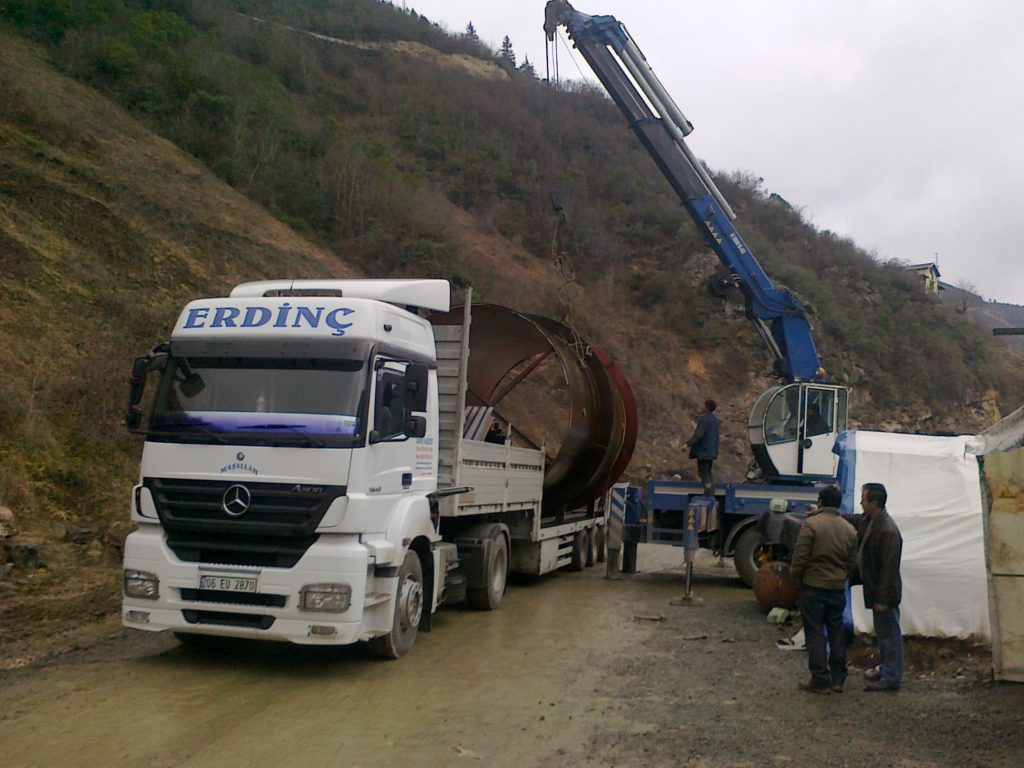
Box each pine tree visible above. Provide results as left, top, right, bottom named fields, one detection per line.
left=498, top=35, right=516, bottom=68
left=465, top=21, right=478, bottom=41
left=519, top=55, right=536, bottom=78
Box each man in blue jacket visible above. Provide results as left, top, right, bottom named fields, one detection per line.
left=686, top=399, right=720, bottom=496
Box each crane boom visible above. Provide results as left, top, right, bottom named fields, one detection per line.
left=545, top=1, right=823, bottom=382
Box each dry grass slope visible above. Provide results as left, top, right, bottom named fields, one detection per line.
left=0, top=31, right=356, bottom=662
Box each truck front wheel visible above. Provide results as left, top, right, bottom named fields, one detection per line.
left=368, top=550, right=423, bottom=659
left=733, top=527, right=762, bottom=588
left=467, top=530, right=508, bottom=611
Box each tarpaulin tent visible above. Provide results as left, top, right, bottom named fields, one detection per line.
left=834, top=431, right=989, bottom=639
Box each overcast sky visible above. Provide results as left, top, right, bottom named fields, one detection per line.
left=405, top=0, right=1024, bottom=305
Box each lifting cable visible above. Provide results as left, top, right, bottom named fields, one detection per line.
left=544, top=30, right=590, bottom=360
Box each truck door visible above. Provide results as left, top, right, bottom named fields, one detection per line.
left=798, top=386, right=842, bottom=477
left=363, top=359, right=418, bottom=496
left=761, top=385, right=801, bottom=476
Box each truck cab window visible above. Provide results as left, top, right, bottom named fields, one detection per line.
left=374, top=368, right=408, bottom=440
left=764, top=386, right=800, bottom=445
left=804, top=390, right=835, bottom=437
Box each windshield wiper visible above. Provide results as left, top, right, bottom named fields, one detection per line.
left=245, top=424, right=326, bottom=448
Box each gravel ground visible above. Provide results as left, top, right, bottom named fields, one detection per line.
left=0, top=545, right=1020, bottom=768
left=587, top=548, right=1022, bottom=768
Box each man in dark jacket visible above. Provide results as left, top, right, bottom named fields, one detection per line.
left=686, top=399, right=719, bottom=496
left=850, top=482, right=904, bottom=692
left=790, top=485, right=857, bottom=693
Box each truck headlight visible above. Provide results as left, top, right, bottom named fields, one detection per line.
left=124, top=569, right=160, bottom=599
left=300, top=583, right=352, bottom=613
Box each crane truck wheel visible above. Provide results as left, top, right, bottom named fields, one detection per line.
left=732, top=527, right=763, bottom=588
left=466, top=528, right=509, bottom=611
left=594, top=525, right=606, bottom=563
left=368, top=549, right=423, bottom=659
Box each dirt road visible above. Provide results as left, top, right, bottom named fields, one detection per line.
left=1, top=546, right=1021, bottom=768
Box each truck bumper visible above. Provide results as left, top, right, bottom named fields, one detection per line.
left=122, top=526, right=379, bottom=645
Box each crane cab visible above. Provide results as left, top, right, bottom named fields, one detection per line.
left=748, top=383, right=848, bottom=481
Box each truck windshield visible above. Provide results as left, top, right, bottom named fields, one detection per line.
left=148, top=356, right=366, bottom=448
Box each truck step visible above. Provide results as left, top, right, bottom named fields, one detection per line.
left=441, top=572, right=467, bottom=606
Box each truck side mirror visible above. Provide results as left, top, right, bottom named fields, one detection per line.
left=128, top=356, right=150, bottom=407
left=405, top=364, right=429, bottom=412
left=126, top=356, right=151, bottom=429
left=404, top=415, right=427, bottom=439
left=180, top=372, right=205, bottom=398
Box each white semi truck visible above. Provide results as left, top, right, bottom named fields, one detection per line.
left=122, top=279, right=619, bottom=657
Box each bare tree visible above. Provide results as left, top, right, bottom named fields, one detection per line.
left=955, top=279, right=979, bottom=314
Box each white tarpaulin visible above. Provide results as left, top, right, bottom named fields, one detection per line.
left=835, top=430, right=990, bottom=639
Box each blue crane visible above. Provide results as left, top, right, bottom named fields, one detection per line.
left=545, top=1, right=849, bottom=483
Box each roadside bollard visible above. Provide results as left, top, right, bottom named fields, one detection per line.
left=605, top=483, right=626, bottom=580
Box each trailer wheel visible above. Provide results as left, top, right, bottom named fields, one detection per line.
left=568, top=530, right=587, bottom=571
left=467, top=530, right=508, bottom=611
left=594, top=525, right=606, bottom=563
left=733, top=527, right=762, bottom=588
left=368, top=549, right=423, bottom=659
left=584, top=527, right=596, bottom=567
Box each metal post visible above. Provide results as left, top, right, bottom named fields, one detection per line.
left=605, top=483, right=626, bottom=580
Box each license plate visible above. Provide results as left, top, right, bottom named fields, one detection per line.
left=198, top=574, right=258, bottom=593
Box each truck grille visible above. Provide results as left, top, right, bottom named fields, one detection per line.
left=179, top=588, right=288, bottom=608
left=146, top=478, right=344, bottom=568
left=182, top=609, right=276, bottom=630
left=145, top=478, right=344, bottom=537
left=165, top=531, right=319, bottom=568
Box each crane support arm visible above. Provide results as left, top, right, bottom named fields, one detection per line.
left=545, top=1, right=824, bottom=382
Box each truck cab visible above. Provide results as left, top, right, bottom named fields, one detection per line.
left=123, top=280, right=449, bottom=656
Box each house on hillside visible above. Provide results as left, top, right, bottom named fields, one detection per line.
left=906, top=262, right=943, bottom=295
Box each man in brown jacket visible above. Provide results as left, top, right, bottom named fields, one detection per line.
left=789, top=485, right=857, bottom=693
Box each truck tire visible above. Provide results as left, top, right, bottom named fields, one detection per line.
left=368, top=550, right=423, bottom=659
left=594, top=525, right=606, bottom=563
left=733, top=527, right=762, bottom=588
left=584, top=527, right=596, bottom=568
left=568, top=530, right=587, bottom=571
left=467, top=529, right=508, bottom=611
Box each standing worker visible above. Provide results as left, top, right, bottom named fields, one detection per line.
left=851, top=482, right=904, bottom=692
left=789, top=485, right=857, bottom=694
left=686, top=399, right=719, bottom=497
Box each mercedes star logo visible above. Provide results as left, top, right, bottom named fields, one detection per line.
left=222, top=484, right=252, bottom=516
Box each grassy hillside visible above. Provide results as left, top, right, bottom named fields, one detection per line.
left=0, top=0, right=1022, bottom=658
